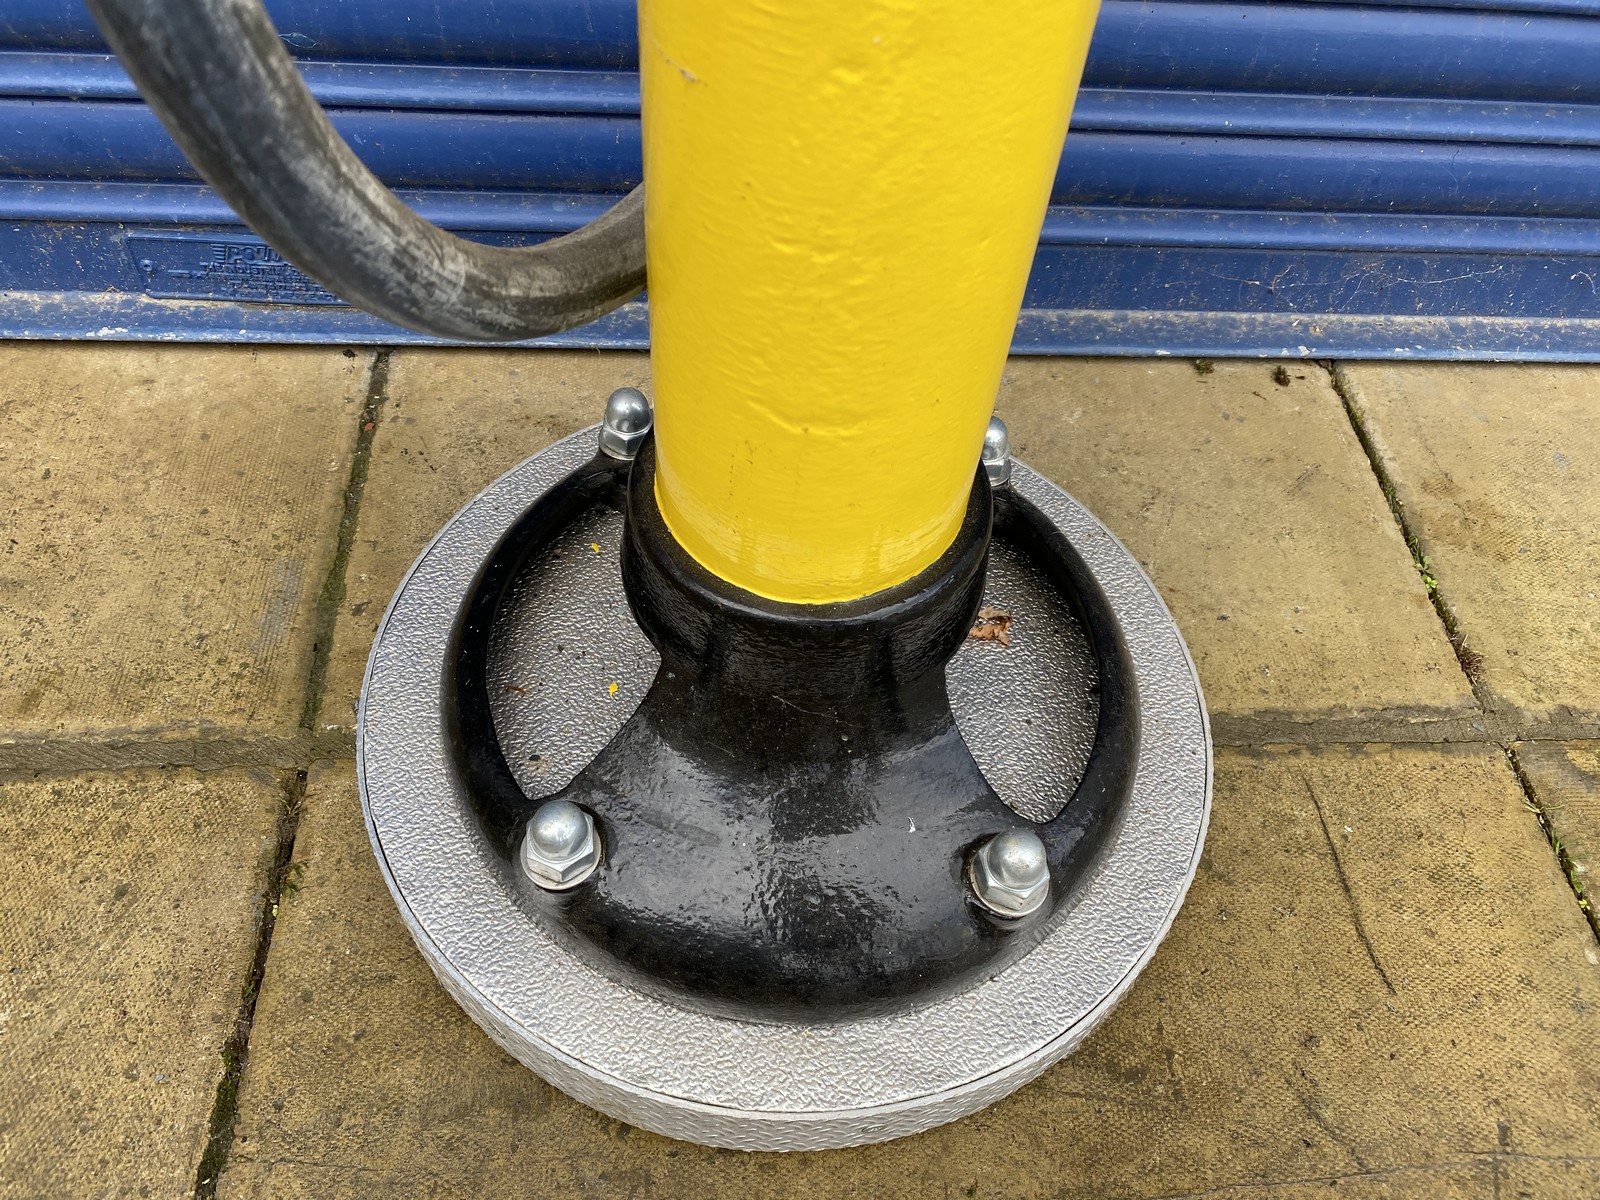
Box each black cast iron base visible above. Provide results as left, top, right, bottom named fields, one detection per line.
left=449, top=439, right=1139, bottom=1018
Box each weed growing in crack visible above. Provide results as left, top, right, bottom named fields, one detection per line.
left=278, top=859, right=307, bottom=900
left=1412, top=553, right=1438, bottom=593
left=1550, top=834, right=1592, bottom=916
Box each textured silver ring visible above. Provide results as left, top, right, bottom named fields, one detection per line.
left=359, top=427, right=1211, bottom=1151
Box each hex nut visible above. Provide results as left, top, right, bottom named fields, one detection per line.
left=521, top=799, right=602, bottom=891
left=969, top=828, right=1050, bottom=918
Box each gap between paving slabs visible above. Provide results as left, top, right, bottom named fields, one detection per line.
left=1325, top=364, right=1490, bottom=711
left=1323, top=360, right=1600, bottom=947
left=1494, top=739, right=1600, bottom=987
left=191, top=350, right=392, bottom=1199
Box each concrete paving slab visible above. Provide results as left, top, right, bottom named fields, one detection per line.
left=1336, top=363, right=1600, bottom=736
left=0, top=344, right=370, bottom=765
left=1518, top=741, right=1600, bottom=927
left=1500, top=1158, right=1600, bottom=1200
left=316, top=350, right=649, bottom=731
left=219, top=744, right=1599, bottom=1200
left=997, top=360, right=1475, bottom=743
left=0, top=766, right=286, bottom=1199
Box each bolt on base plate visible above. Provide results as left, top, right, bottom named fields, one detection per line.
left=359, top=426, right=1211, bottom=1151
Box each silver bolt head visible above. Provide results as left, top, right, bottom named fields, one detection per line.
left=599, top=387, right=653, bottom=459
left=521, top=800, right=601, bottom=891
left=970, top=828, right=1050, bottom=918
left=982, top=416, right=1012, bottom=487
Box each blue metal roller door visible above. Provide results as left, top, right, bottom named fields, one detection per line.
left=2, top=0, right=1599, bottom=358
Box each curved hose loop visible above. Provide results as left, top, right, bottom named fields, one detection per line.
left=86, top=0, right=646, bottom=342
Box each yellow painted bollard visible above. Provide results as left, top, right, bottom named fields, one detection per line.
left=639, top=0, right=1101, bottom=602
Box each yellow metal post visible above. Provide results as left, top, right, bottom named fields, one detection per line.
left=639, top=0, right=1100, bottom=603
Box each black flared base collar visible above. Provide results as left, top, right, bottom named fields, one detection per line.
left=448, top=438, right=1139, bottom=1019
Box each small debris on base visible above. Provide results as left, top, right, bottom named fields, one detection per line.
left=968, top=607, right=1013, bottom=647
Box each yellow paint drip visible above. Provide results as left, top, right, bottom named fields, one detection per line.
left=639, top=0, right=1100, bottom=602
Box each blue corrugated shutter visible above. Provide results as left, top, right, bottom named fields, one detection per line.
left=2, top=0, right=1599, bottom=358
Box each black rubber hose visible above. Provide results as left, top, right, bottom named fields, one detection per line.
left=86, top=0, right=646, bottom=341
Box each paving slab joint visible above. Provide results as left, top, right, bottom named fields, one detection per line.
left=0, top=729, right=358, bottom=776
left=191, top=767, right=311, bottom=1199
left=1506, top=744, right=1600, bottom=946
left=1325, top=361, right=1489, bottom=705
left=1211, top=710, right=1499, bottom=748
left=299, top=350, right=391, bottom=733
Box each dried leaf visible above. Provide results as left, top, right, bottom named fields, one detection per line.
left=968, top=606, right=1013, bottom=647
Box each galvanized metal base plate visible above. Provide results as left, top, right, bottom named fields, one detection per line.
left=359, top=428, right=1211, bottom=1151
